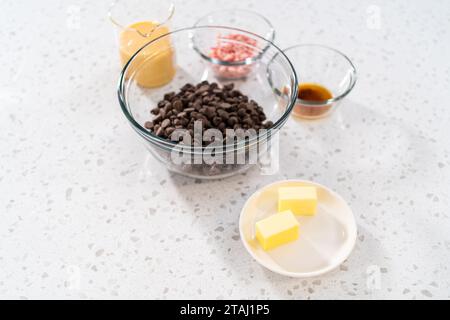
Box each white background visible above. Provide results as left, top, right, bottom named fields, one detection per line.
left=0, top=0, right=449, bottom=299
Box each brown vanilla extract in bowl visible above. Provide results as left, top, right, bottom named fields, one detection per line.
left=293, top=83, right=334, bottom=119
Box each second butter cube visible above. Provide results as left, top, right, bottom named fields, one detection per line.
left=278, top=186, right=317, bottom=216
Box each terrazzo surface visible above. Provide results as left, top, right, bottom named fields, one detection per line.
left=1, top=0, right=449, bottom=299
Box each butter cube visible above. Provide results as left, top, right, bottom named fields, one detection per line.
left=278, top=186, right=317, bottom=216
left=255, top=211, right=300, bottom=251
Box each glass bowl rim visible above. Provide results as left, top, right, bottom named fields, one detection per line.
left=192, top=9, right=276, bottom=66
left=283, top=43, right=357, bottom=106
left=117, top=26, right=298, bottom=154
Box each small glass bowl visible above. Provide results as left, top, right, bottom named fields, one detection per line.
left=192, top=9, right=275, bottom=80
left=283, top=44, right=357, bottom=119
left=108, top=0, right=175, bottom=68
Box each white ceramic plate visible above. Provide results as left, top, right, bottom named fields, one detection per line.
left=239, top=180, right=357, bottom=278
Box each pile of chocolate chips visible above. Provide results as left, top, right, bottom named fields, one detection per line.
left=144, top=81, right=273, bottom=145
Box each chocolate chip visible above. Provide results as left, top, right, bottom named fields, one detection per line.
left=177, top=111, right=187, bottom=118
left=264, top=121, right=274, bottom=128
left=243, top=117, right=254, bottom=126
left=186, top=93, right=195, bottom=102
left=217, top=109, right=229, bottom=120
left=163, top=92, right=175, bottom=101
left=163, top=102, right=173, bottom=112
left=196, top=85, right=209, bottom=95
left=173, top=100, right=183, bottom=112
left=212, top=116, right=222, bottom=126
left=223, top=83, right=234, bottom=91
left=227, top=117, right=238, bottom=126
left=219, top=102, right=232, bottom=109
left=144, top=121, right=154, bottom=130
left=218, top=122, right=226, bottom=131
left=156, top=127, right=164, bottom=136
left=153, top=114, right=162, bottom=123
left=161, top=119, right=171, bottom=129
left=181, top=83, right=194, bottom=92
left=237, top=108, right=247, bottom=117
left=204, top=107, right=216, bottom=119
left=180, top=118, right=189, bottom=126
left=165, top=127, right=175, bottom=136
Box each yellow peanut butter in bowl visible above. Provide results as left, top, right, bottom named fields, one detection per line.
left=119, top=21, right=175, bottom=88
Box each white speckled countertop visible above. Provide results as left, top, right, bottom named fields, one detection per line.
left=1, top=0, right=449, bottom=299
